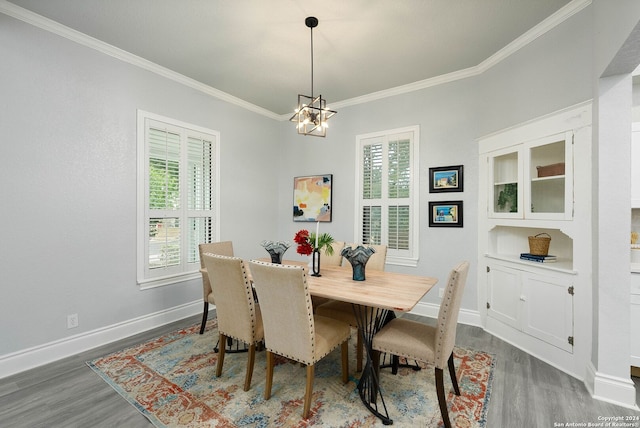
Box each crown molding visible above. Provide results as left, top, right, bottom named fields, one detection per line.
left=2, top=0, right=591, bottom=122
left=308, top=66, right=482, bottom=116
left=278, top=0, right=592, bottom=120
left=477, top=0, right=591, bottom=73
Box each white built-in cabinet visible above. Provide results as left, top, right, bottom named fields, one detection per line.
left=487, top=263, right=574, bottom=353
left=478, top=102, right=591, bottom=377
left=631, top=274, right=640, bottom=369
left=631, top=123, right=640, bottom=370
left=631, top=123, right=640, bottom=208
left=489, top=131, right=573, bottom=221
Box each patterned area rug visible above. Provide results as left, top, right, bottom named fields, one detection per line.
left=87, top=320, right=494, bottom=427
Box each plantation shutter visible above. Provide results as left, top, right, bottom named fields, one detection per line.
left=387, top=138, right=411, bottom=251
left=148, top=125, right=182, bottom=271
left=187, top=134, right=215, bottom=265
left=362, top=142, right=383, bottom=245
left=139, top=111, right=219, bottom=286
left=356, top=126, right=418, bottom=266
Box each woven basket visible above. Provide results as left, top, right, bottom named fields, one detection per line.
left=528, top=233, right=551, bottom=256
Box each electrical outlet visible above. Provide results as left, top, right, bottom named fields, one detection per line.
left=439, top=288, right=444, bottom=298
left=67, top=313, right=79, bottom=329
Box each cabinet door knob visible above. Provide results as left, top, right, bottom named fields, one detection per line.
left=520, top=295, right=527, bottom=301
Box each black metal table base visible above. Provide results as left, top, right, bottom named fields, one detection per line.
left=379, top=354, right=422, bottom=374
left=213, top=336, right=249, bottom=354
left=352, top=304, right=394, bottom=425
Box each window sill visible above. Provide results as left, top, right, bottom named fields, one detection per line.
left=138, top=271, right=201, bottom=290
left=386, top=256, right=418, bottom=268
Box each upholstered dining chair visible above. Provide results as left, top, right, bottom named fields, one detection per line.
left=198, top=241, right=234, bottom=334
left=248, top=260, right=351, bottom=420
left=371, top=261, right=470, bottom=428
left=201, top=254, right=264, bottom=391
left=310, top=240, right=345, bottom=310
left=315, top=244, right=388, bottom=371
left=322, top=240, right=345, bottom=266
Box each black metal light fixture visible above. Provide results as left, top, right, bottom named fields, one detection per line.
left=290, top=16, right=337, bottom=137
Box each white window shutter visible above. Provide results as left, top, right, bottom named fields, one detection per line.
left=138, top=111, right=219, bottom=287
left=356, top=126, right=419, bottom=266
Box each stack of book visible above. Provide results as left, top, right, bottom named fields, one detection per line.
left=520, top=253, right=557, bottom=263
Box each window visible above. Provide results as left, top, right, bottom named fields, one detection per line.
left=137, top=111, right=219, bottom=288
left=355, top=126, right=419, bottom=267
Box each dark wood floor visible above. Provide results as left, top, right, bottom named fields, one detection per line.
left=1, top=312, right=638, bottom=427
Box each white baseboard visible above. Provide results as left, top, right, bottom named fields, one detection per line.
left=584, top=362, right=639, bottom=410
left=0, top=300, right=203, bottom=379
left=409, top=301, right=483, bottom=327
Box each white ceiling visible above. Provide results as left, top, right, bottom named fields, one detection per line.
left=6, top=0, right=576, bottom=116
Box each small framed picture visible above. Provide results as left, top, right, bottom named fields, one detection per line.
left=429, top=165, right=463, bottom=193
left=429, top=201, right=463, bottom=227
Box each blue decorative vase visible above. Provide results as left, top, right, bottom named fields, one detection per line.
left=342, top=245, right=376, bottom=281
left=260, top=240, right=291, bottom=264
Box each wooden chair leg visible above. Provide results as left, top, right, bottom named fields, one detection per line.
left=356, top=331, right=364, bottom=372
left=435, top=367, right=452, bottom=428
left=244, top=343, right=256, bottom=391
left=265, top=351, right=274, bottom=400
left=341, top=341, right=349, bottom=383
left=199, top=302, right=209, bottom=334
left=216, top=333, right=226, bottom=377
left=303, top=364, right=315, bottom=419
left=447, top=352, right=460, bottom=396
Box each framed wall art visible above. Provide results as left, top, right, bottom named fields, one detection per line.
left=429, top=165, right=464, bottom=193
left=293, top=174, right=333, bottom=222
left=428, top=200, right=463, bottom=227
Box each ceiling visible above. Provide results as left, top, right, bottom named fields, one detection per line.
left=6, top=0, right=576, bottom=116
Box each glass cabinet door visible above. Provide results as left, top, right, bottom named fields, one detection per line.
left=489, top=147, right=522, bottom=218
left=525, top=131, right=573, bottom=220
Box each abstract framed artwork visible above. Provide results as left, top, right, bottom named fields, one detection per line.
left=428, top=200, right=463, bottom=227
left=429, top=165, right=464, bottom=193
left=293, top=174, right=333, bottom=222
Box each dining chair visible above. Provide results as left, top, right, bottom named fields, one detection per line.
left=316, top=244, right=387, bottom=371
left=371, top=261, right=470, bottom=428
left=198, top=241, right=234, bottom=334
left=201, top=253, right=264, bottom=391
left=322, top=240, right=345, bottom=266
left=311, top=240, right=345, bottom=310
left=248, top=260, right=351, bottom=420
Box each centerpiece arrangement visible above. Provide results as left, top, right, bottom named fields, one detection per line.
left=260, top=240, right=291, bottom=264
left=341, top=245, right=376, bottom=281
left=294, top=227, right=334, bottom=276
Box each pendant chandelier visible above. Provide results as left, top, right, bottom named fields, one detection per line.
left=290, top=16, right=337, bottom=137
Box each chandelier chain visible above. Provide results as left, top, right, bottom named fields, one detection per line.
left=310, top=24, right=314, bottom=98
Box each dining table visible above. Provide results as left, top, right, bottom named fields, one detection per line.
left=260, top=261, right=438, bottom=425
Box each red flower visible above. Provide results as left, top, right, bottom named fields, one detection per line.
left=294, top=229, right=314, bottom=255
left=294, top=229, right=309, bottom=245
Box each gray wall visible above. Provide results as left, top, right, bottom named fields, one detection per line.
left=0, top=15, right=280, bottom=356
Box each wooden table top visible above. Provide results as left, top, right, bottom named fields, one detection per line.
left=252, top=260, right=437, bottom=312
left=203, top=258, right=438, bottom=312
left=303, top=265, right=437, bottom=312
